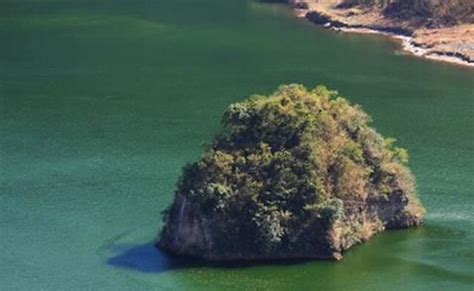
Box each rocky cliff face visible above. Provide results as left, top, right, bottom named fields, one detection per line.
left=158, top=189, right=422, bottom=260
left=158, top=85, right=424, bottom=261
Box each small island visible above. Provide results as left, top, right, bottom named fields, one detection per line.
left=158, top=84, right=425, bottom=261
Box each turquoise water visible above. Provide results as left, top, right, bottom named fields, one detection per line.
left=1, top=0, right=473, bottom=290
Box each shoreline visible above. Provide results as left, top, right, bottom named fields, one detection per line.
left=336, top=27, right=474, bottom=68
left=292, top=6, right=474, bottom=68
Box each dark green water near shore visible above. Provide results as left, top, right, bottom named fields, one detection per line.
left=1, top=0, right=473, bottom=289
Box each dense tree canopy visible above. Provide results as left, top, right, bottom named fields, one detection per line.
left=159, top=85, right=424, bottom=259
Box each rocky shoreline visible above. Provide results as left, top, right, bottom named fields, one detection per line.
left=291, top=1, right=474, bottom=68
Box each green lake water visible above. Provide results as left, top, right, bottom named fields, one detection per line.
left=1, top=0, right=473, bottom=290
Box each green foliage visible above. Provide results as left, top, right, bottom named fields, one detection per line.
left=162, top=84, right=421, bottom=254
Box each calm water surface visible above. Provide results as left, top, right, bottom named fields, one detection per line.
left=1, top=0, right=473, bottom=290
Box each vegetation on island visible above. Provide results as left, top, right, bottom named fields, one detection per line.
left=158, top=84, right=424, bottom=260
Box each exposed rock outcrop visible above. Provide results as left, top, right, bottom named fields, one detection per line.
left=158, top=85, right=425, bottom=261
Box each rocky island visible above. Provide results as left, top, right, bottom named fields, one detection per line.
left=158, top=84, right=425, bottom=261
left=289, top=0, right=474, bottom=67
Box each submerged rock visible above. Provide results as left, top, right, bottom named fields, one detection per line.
left=158, top=84, right=425, bottom=261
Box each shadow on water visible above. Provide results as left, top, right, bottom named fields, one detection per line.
left=107, top=243, right=202, bottom=273
left=107, top=242, right=317, bottom=273
left=107, top=225, right=474, bottom=282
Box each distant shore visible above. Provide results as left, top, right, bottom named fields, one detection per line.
left=290, top=0, right=474, bottom=68
left=337, top=27, right=474, bottom=67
